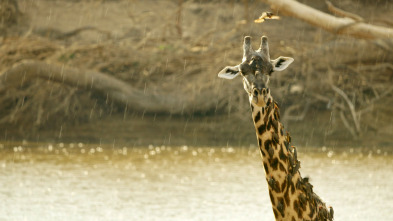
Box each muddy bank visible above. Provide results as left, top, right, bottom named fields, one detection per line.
left=3, top=114, right=392, bottom=148
left=0, top=0, right=392, bottom=147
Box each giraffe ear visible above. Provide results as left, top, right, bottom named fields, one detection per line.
left=271, top=56, right=294, bottom=72
left=218, top=65, right=240, bottom=80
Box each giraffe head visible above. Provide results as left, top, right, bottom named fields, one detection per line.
left=218, top=36, right=293, bottom=107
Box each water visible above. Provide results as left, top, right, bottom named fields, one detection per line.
left=0, top=143, right=392, bottom=221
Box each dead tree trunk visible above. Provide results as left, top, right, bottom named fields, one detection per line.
left=0, top=61, right=208, bottom=114
left=261, top=0, right=393, bottom=39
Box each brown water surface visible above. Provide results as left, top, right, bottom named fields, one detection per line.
left=0, top=142, right=392, bottom=220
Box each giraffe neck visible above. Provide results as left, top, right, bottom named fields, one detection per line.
left=250, top=99, right=333, bottom=221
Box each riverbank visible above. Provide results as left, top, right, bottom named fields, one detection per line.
left=0, top=0, right=392, bottom=147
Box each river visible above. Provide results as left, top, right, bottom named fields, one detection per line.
left=0, top=142, right=392, bottom=220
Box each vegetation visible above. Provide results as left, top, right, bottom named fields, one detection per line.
left=0, top=0, right=392, bottom=146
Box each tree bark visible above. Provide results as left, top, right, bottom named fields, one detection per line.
left=261, top=0, right=393, bottom=39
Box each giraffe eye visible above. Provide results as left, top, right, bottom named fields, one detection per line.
left=239, top=63, right=252, bottom=75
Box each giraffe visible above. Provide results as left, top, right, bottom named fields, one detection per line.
left=217, top=36, right=333, bottom=221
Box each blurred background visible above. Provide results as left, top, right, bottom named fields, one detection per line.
left=0, top=0, right=392, bottom=147
left=0, top=0, right=392, bottom=220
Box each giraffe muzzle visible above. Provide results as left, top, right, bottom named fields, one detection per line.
left=252, top=88, right=267, bottom=97
left=251, top=87, right=269, bottom=107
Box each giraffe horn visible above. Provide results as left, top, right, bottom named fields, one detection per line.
left=259, top=36, right=270, bottom=59
left=243, top=36, right=253, bottom=61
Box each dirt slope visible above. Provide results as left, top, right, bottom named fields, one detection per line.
left=0, top=0, right=392, bottom=147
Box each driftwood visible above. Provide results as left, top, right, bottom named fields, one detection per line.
left=261, top=0, right=393, bottom=39
left=0, top=61, right=209, bottom=114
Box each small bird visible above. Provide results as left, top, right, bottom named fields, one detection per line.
left=254, top=12, right=280, bottom=23
left=329, top=206, right=334, bottom=220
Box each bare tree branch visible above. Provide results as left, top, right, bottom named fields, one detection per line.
left=331, top=85, right=360, bottom=134
left=261, top=0, right=393, bottom=39
left=0, top=61, right=211, bottom=114
left=339, top=111, right=358, bottom=138
left=282, top=102, right=310, bottom=126
left=325, top=1, right=363, bottom=22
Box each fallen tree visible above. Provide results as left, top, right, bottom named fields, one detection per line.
left=261, top=0, right=393, bottom=39
left=0, top=60, right=214, bottom=114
